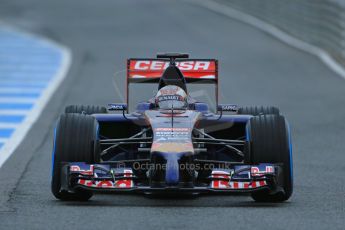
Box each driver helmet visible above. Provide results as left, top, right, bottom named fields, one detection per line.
left=155, top=85, right=188, bottom=110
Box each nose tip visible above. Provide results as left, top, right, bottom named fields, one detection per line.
left=165, top=154, right=179, bottom=186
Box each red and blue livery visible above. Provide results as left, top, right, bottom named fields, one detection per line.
left=51, top=53, right=293, bottom=202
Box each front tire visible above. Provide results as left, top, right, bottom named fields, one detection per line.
left=238, top=106, right=279, bottom=116
left=51, top=113, right=99, bottom=201
left=65, top=105, right=107, bottom=114
left=246, top=115, right=293, bottom=202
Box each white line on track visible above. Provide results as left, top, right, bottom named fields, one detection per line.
left=188, top=0, right=345, bottom=80
left=0, top=24, right=72, bottom=168
left=0, top=77, right=50, bottom=82
left=0, top=138, right=8, bottom=143
left=0, top=80, right=49, bottom=84
left=0, top=87, right=42, bottom=93
left=0, top=97, right=37, bottom=103
left=0, top=123, right=19, bottom=129
left=0, top=110, right=29, bottom=115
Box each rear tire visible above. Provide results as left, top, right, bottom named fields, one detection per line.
left=246, top=115, right=293, bottom=202
left=238, top=106, right=279, bottom=116
left=51, top=113, right=99, bottom=201
left=65, top=105, right=107, bottom=114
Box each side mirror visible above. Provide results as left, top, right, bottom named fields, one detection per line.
left=217, top=104, right=238, bottom=112
left=108, top=103, right=127, bottom=111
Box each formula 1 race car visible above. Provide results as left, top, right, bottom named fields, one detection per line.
left=51, top=53, right=293, bottom=202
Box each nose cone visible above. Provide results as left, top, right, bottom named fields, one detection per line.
left=165, top=154, right=179, bottom=186
left=153, top=151, right=192, bottom=186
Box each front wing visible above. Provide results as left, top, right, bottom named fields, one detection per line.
left=60, top=162, right=284, bottom=195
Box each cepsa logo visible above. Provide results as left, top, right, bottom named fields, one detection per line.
left=133, top=60, right=211, bottom=71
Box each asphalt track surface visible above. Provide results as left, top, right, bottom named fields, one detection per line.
left=0, top=0, right=344, bottom=229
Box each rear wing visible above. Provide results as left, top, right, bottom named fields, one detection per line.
left=126, top=58, right=219, bottom=111
left=127, top=59, right=218, bottom=83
